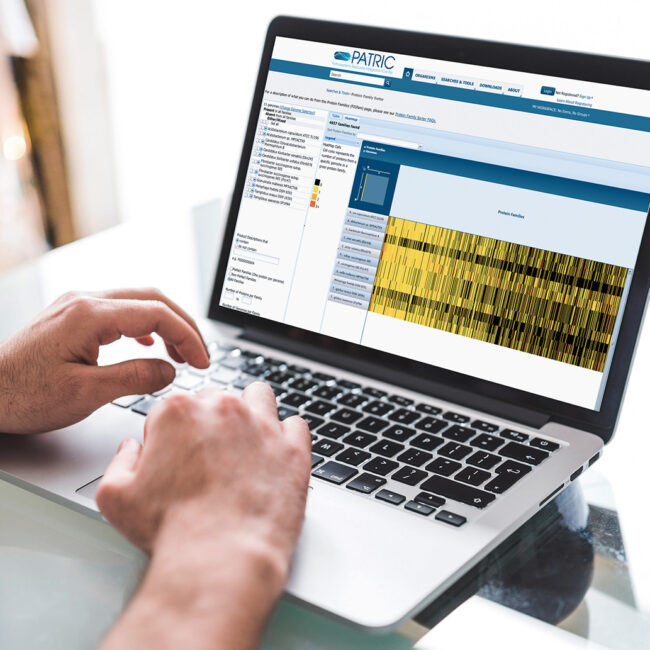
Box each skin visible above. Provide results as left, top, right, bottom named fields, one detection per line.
left=0, top=289, right=312, bottom=650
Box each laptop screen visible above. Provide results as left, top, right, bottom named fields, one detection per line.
left=219, top=36, right=650, bottom=411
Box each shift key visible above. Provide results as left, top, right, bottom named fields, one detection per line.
left=420, top=475, right=495, bottom=509
left=312, top=461, right=358, bottom=485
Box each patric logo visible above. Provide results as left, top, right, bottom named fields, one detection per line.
left=333, top=50, right=395, bottom=69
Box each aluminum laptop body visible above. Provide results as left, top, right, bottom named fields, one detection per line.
left=1, top=17, right=650, bottom=632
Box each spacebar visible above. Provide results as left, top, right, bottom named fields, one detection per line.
left=420, top=475, right=495, bottom=509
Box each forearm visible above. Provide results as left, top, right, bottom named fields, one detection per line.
left=100, top=523, right=288, bottom=650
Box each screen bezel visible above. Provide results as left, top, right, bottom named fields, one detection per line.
left=209, top=15, right=650, bottom=444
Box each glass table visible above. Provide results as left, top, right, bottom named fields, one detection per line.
left=0, top=202, right=648, bottom=649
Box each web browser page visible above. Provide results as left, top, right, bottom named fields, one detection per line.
left=220, top=36, right=650, bottom=410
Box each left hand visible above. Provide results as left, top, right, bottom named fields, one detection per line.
left=0, top=288, right=209, bottom=434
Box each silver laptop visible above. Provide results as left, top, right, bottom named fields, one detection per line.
left=2, top=16, right=650, bottom=632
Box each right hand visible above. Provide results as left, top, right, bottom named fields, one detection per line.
left=96, top=382, right=312, bottom=582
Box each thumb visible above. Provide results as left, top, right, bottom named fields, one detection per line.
left=96, top=438, right=142, bottom=517
left=92, top=358, right=175, bottom=405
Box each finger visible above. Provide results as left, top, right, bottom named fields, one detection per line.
left=86, top=358, right=175, bottom=406
left=136, top=335, right=155, bottom=346
left=91, top=299, right=209, bottom=368
left=282, top=415, right=312, bottom=462
left=164, top=341, right=185, bottom=364
left=241, top=381, right=278, bottom=422
left=100, top=438, right=142, bottom=488
left=96, top=288, right=208, bottom=356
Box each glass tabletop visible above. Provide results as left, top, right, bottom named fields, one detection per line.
left=0, top=201, right=648, bottom=649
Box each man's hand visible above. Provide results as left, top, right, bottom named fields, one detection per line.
left=97, top=382, right=312, bottom=650
left=0, top=288, right=209, bottom=434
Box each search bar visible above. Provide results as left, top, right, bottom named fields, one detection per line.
left=330, top=70, right=385, bottom=86
left=356, top=133, right=422, bottom=149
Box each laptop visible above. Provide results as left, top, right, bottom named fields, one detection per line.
left=1, top=16, right=649, bottom=632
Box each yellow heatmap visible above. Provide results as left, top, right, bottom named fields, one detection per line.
left=368, top=217, right=628, bottom=372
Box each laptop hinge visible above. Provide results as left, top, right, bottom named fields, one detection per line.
left=240, top=328, right=550, bottom=430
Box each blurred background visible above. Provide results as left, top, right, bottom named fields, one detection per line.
left=0, top=0, right=648, bottom=274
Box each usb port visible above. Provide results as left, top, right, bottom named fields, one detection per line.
left=588, top=452, right=600, bottom=467
left=570, top=467, right=583, bottom=482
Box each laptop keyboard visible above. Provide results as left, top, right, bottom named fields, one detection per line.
left=113, top=341, right=563, bottom=528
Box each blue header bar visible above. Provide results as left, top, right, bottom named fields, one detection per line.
left=269, top=59, right=650, bottom=133
left=358, top=142, right=650, bottom=212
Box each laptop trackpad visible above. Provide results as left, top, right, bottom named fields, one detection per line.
left=76, top=476, right=103, bottom=501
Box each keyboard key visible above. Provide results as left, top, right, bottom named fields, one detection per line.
left=530, top=438, right=560, bottom=452
left=266, top=371, right=294, bottom=384
left=420, top=475, right=495, bottom=509
left=415, top=417, right=447, bottom=434
left=131, top=397, right=158, bottom=416
left=317, top=422, right=350, bottom=439
left=414, top=492, right=445, bottom=508
left=343, top=431, right=377, bottom=448
left=442, top=425, right=476, bottom=443
left=471, top=420, right=500, bottom=433
left=312, top=461, right=357, bottom=484
left=499, top=441, right=549, bottom=465
left=262, top=357, right=286, bottom=368
left=383, top=425, right=416, bottom=443
left=443, top=411, right=470, bottom=424
left=338, top=393, right=368, bottom=408
left=455, top=467, right=491, bottom=486
left=357, top=416, right=390, bottom=433
left=289, top=378, right=318, bottom=392
left=304, top=400, right=337, bottom=416
left=336, top=447, right=371, bottom=466
left=435, top=510, right=467, bottom=527
left=364, top=457, right=399, bottom=476
left=397, top=448, right=433, bottom=467
left=210, top=367, right=240, bottom=385
left=301, top=414, right=324, bottom=430
left=281, top=392, right=311, bottom=408
left=362, top=400, right=393, bottom=416
left=495, top=459, right=531, bottom=477
left=500, top=428, right=529, bottom=443
left=346, top=473, right=386, bottom=494
left=405, top=501, right=434, bottom=516
left=484, top=473, right=523, bottom=495
left=466, top=451, right=501, bottom=470
left=313, top=439, right=344, bottom=457
left=485, top=461, right=531, bottom=494
left=337, top=379, right=361, bottom=391
left=330, top=408, right=364, bottom=425
left=312, top=372, right=336, bottom=383
left=220, top=356, right=248, bottom=370
left=388, top=408, right=420, bottom=425
left=313, top=385, right=342, bottom=401
left=392, top=466, right=429, bottom=486
left=362, top=386, right=387, bottom=399
left=426, top=457, right=461, bottom=476
left=410, top=434, right=444, bottom=452
left=232, top=375, right=256, bottom=389
left=311, top=454, right=324, bottom=468
left=375, top=489, right=406, bottom=505
left=287, top=364, right=309, bottom=374
left=471, top=433, right=505, bottom=452
left=439, top=442, right=472, bottom=460
left=416, top=403, right=442, bottom=415
left=266, top=383, right=286, bottom=397
left=173, top=372, right=203, bottom=390
left=243, top=364, right=268, bottom=378
left=368, top=440, right=404, bottom=458
left=112, top=394, right=143, bottom=408
left=388, top=395, right=414, bottom=407
left=277, top=406, right=298, bottom=420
